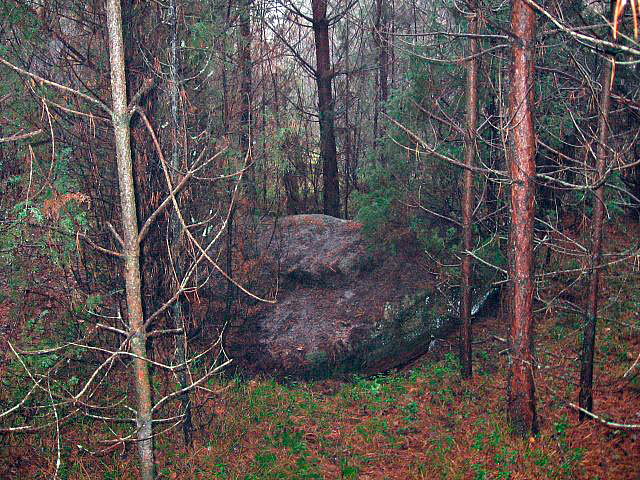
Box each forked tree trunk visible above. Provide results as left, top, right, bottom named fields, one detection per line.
left=105, top=0, right=155, bottom=477
left=312, top=0, right=340, bottom=218
left=459, top=0, right=478, bottom=379
left=506, top=0, right=538, bottom=436
left=579, top=37, right=613, bottom=420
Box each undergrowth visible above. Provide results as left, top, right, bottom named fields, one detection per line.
left=3, top=320, right=637, bottom=480
left=1, top=223, right=639, bottom=479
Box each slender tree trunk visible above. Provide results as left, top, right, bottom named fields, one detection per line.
left=312, top=0, right=340, bottom=217
left=375, top=0, right=389, bottom=105
left=579, top=38, right=613, bottom=420
left=168, top=0, right=192, bottom=447
left=226, top=0, right=254, bottom=322
left=506, top=0, right=538, bottom=436
left=344, top=10, right=351, bottom=219
left=378, top=2, right=388, bottom=105
left=459, top=1, right=478, bottom=379
left=390, top=0, right=396, bottom=90
left=485, top=98, right=499, bottom=219
left=240, top=0, right=255, bottom=203
left=0, top=124, right=3, bottom=173
left=224, top=201, right=235, bottom=320
left=374, top=0, right=389, bottom=165
left=220, top=2, right=234, bottom=325
left=261, top=79, right=267, bottom=206
left=105, top=0, right=155, bottom=477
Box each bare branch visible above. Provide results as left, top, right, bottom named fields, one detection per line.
left=0, top=129, right=43, bottom=143
left=0, top=57, right=111, bottom=113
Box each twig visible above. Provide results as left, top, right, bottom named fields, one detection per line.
left=624, top=351, right=640, bottom=378
left=147, top=328, right=183, bottom=338
left=127, top=78, right=155, bottom=115
left=78, top=233, right=123, bottom=258
left=106, top=222, right=124, bottom=247
left=96, top=323, right=127, bottom=336
left=0, top=129, right=43, bottom=143
left=47, top=376, right=61, bottom=480
left=385, top=113, right=503, bottom=175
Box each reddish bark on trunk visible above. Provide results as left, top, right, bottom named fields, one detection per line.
left=507, top=0, right=538, bottom=436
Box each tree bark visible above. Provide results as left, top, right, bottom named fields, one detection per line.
left=579, top=40, right=613, bottom=420
left=105, top=0, right=155, bottom=477
left=506, top=0, right=538, bottom=436
left=459, top=0, right=478, bottom=379
left=312, top=0, right=340, bottom=218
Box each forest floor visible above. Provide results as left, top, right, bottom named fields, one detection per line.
left=1, top=217, right=640, bottom=479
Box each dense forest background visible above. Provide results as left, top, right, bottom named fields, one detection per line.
left=1, top=0, right=640, bottom=478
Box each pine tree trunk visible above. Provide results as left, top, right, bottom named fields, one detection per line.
left=312, top=0, right=340, bottom=218
left=459, top=0, right=478, bottom=379
left=506, top=0, right=538, bottom=436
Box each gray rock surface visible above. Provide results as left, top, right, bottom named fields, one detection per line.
left=227, top=214, right=493, bottom=378
left=256, top=214, right=369, bottom=285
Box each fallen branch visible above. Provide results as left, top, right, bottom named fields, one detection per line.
left=569, top=403, right=640, bottom=429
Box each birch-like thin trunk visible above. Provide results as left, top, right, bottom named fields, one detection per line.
left=105, top=0, right=155, bottom=477
left=459, top=0, right=478, bottom=379
left=506, top=0, right=538, bottom=436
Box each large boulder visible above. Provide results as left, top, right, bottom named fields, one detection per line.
left=226, top=214, right=495, bottom=378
